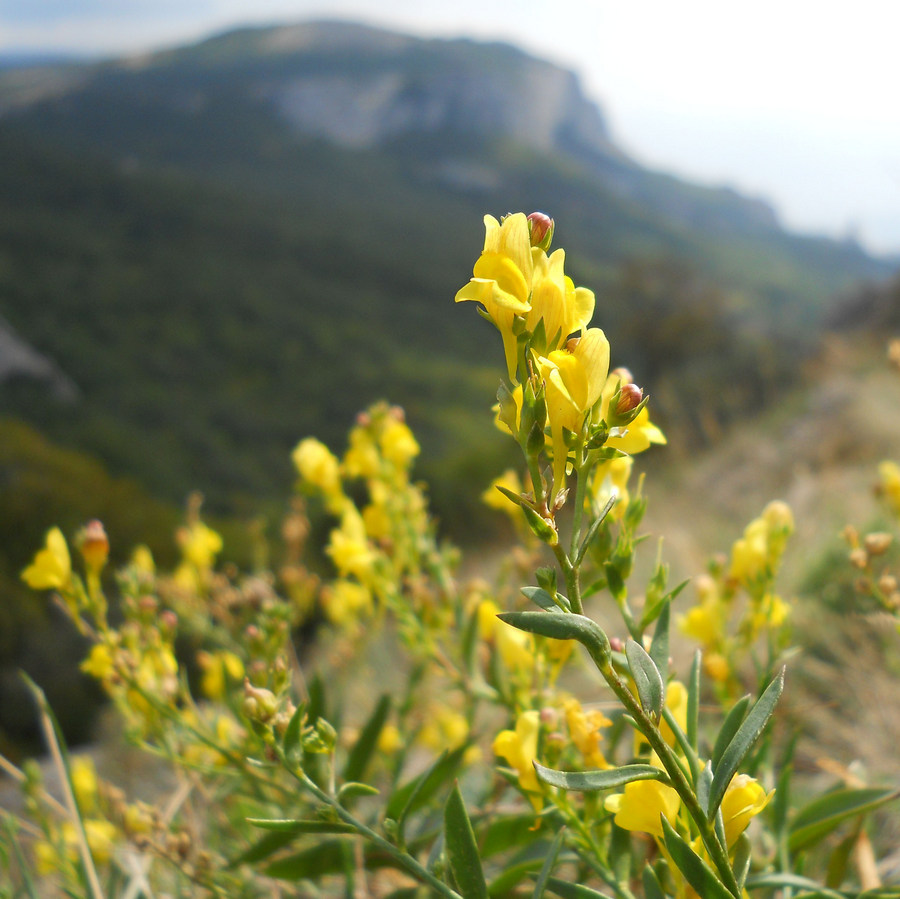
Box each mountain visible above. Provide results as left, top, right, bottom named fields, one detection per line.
left=0, top=19, right=893, bottom=527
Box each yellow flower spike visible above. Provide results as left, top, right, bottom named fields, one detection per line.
left=493, top=710, right=542, bottom=809
left=721, top=773, right=773, bottom=847
left=603, top=778, right=680, bottom=838
left=456, top=213, right=534, bottom=380
left=22, top=527, right=72, bottom=591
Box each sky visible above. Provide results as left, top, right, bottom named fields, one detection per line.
left=3, top=0, right=900, bottom=255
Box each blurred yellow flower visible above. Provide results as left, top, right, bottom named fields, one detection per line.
left=293, top=437, right=344, bottom=511
left=588, top=455, right=633, bottom=520
left=178, top=520, right=223, bottom=571
left=327, top=507, right=376, bottom=581
left=660, top=681, right=688, bottom=747
left=377, top=723, right=403, bottom=755
left=70, top=755, right=99, bottom=813
left=22, top=527, right=71, bottom=591
left=380, top=418, right=419, bottom=469
left=493, top=710, right=542, bottom=809
left=81, top=643, right=115, bottom=681
left=322, top=579, right=373, bottom=627
left=879, top=460, right=900, bottom=515
left=198, top=650, right=245, bottom=700
left=604, top=778, right=680, bottom=838
left=343, top=427, right=380, bottom=479
left=483, top=469, right=523, bottom=513
left=563, top=698, right=611, bottom=769
left=419, top=706, right=469, bottom=752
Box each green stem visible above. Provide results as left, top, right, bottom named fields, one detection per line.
left=569, top=443, right=589, bottom=559
left=552, top=544, right=583, bottom=615
left=285, top=759, right=462, bottom=899
left=597, top=663, right=742, bottom=899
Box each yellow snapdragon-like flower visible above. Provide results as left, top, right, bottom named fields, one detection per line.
left=493, top=709, right=542, bottom=809
left=22, top=527, right=72, bottom=591
left=721, top=773, right=773, bottom=847
left=526, top=247, right=595, bottom=353
left=455, top=213, right=534, bottom=380
left=379, top=418, right=419, bottom=470
left=343, top=426, right=380, bottom=479
left=729, top=501, right=794, bottom=585
left=604, top=778, right=680, bottom=838
left=322, top=579, right=373, bottom=627
left=538, top=328, right=610, bottom=499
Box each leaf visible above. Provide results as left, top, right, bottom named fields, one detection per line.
left=708, top=669, right=784, bottom=819
left=521, top=586, right=568, bottom=613
left=498, top=612, right=610, bottom=670
left=574, top=493, right=618, bottom=567
left=604, top=562, right=626, bottom=602
left=641, top=865, right=665, bottom=899
left=744, top=872, right=847, bottom=898
left=711, top=695, right=751, bottom=772
left=788, top=787, right=900, bottom=854
left=385, top=746, right=466, bottom=825
left=649, top=600, right=670, bottom=688
left=229, top=830, right=299, bottom=868
left=625, top=639, right=664, bottom=719
left=282, top=703, right=306, bottom=766
left=532, top=829, right=566, bottom=898
left=344, top=694, right=392, bottom=783
left=489, top=857, right=548, bottom=895
left=444, top=783, right=488, bottom=899
left=732, top=833, right=752, bottom=891
left=480, top=814, right=544, bottom=857
left=338, top=782, right=380, bottom=805
left=246, top=818, right=356, bottom=834
left=686, top=649, right=701, bottom=751
left=660, top=817, right=734, bottom=899
left=534, top=762, right=667, bottom=793
left=540, top=876, right=615, bottom=898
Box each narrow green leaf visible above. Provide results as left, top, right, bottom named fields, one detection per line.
left=307, top=674, right=326, bottom=724
left=649, top=601, right=670, bottom=687
left=788, top=787, right=900, bottom=853
left=541, top=877, right=614, bottom=898
left=480, top=814, right=543, bottom=857
left=489, top=857, right=547, bottom=895
left=444, top=783, right=488, bottom=899
left=385, top=746, right=466, bottom=825
left=604, top=562, right=626, bottom=601
left=282, top=702, right=305, bottom=766
left=732, top=833, right=752, bottom=891
left=246, top=818, right=356, bottom=834
left=229, top=830, right=299, bottom=867
left=772, top=734, right=798, bottom=837
left=660, top=817, right=734, bottom=899
left=625, top=639, right=664, bottom=719
left=744, top=872, right=847, bottom=898
left=825, top=831, right=856, bottom=889
left=498, top=612, right=611, bottom=670
left=641, top=865, right=666, bottom=899
left=521, top=586, right=568, bottom=613
left=534, top=762, right=666, bottom=793
left=686, top=649, right=701, bottom=751
left=344, top=694, right=392, bottom=783
left=709, top=669, right=784, bottom=818
left=2, top=816, right=39, bottom=899
left=495, top=485, right=529, bottom=509
left=338, top=782, right=380, bottom=805
left=696, top=762, right=713, bottom=816
left=575, top=493, right=618, bottom=567
left=711, top=695, right=751, bottom=772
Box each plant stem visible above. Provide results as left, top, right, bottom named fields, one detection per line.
left=553, top=544, right=583, bottom=615
left=286, top=759, right=462, bottom=899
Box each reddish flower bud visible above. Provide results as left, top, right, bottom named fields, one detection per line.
left=527, top=211, right=555, bottom=250
left=78, top=519, right=109, bottom=574
left=616, top=383, right=643, bottom=416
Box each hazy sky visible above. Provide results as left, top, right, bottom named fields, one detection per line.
left=3, top=0, right=899, bottom=254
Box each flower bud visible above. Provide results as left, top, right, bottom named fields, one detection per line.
left=864, top=532, right=893, bottom=556
left=77, top=520, right=109, bottom=574
left=849, top=547, right=869, bottom=570
left=879, top=573, right=898, bottom=595
left=527, top=211, right=554, bottom=250
left=615, top=383, right=643, bottom=416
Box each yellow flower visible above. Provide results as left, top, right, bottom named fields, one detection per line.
left=70, top=755, right=99, bottom=813
left=322, top=579, right=373, bottom=627
left=178, top=521, right=223, bottom=571
left=879, top=460, right=900, bottom=515
left=197, top=650, right=245, bottom=700
left=327, top=507, right=376, bottom=581
left=455, top=213, right=534, bottom=380
left=680, top=599, right=725, bottom=648
left=588, top=455, right=633, bottom=520
left=604, top=778, right=680, bottom=838
left=493, top=710, right=542, bottom=809
left=704, top=652, right=730, bottom=683
left=478, top=599, right=535, bottom=675
left=538, top=328, right=610, bottom=500
left=131, top=544, right=155, bottom=577
left=380, top=418, right=419, bottom=469
left=660, top=681, right=688, bottom=747
left=293, top=437, right=344, bottom=511
left=377, top=724, right=403, bottom=755
left=483, top=469, right=523, bottom=513
left=81, top=643, right=115, bottom=681
left=526, top=248, right=595, bottom=353
left=343, top=426, right=380, bottom=479
left=82, top=819, right=118, bottom=866
left=563, top=698, right=611, bottom=769
left=22, top=527, right=72, bottom=591
left=721, top=773, right=772, bottom=847
left=419, top=706, right=469, bottom=752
